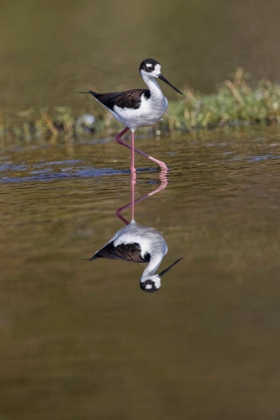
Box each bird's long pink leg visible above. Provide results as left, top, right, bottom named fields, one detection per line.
left=131, top=130, right=136, bottom=182
left=115, top=128, right=168, bottom=172
left=130, top=132, right=136, bottom=221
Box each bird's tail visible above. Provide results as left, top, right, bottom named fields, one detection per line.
left=79, top=90, right=98, bottom=98
left=89, top=254, right=100, bottom=261
left=81, top=254, right=100, bottom=261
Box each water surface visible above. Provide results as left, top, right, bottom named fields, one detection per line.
left=1, top=126, right=280, bottom=419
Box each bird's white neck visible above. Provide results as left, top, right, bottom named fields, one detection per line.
left=140, top=253, right=163, bottom=282
left=140, top=71, right=164, bottom=99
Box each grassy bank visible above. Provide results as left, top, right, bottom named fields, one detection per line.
left=1, top=69, right=280, bottom=141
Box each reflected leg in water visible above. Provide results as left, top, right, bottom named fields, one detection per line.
left=115, top=127, right=169, bottom=173
left=115, top=170, right=168, bottom=225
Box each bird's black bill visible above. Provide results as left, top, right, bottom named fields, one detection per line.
left=158, top=74, right=183, bottom=95
left=158, top=257, right=183, bottom=278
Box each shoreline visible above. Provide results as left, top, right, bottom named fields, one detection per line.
left=1, top=69, right=280, bottom=141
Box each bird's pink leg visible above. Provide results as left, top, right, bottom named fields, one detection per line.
left=130, top=132, right=136, bottom=221
left=115, top=128, right=168, bottom=172
left=130, top=131, right=136, bottom=182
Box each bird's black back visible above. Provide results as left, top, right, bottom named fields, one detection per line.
left=90, top=241, right=151, bottom=263
left=88, top=89, right=151, bottom=111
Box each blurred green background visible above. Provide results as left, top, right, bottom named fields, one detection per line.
left=1, top=0, right=280, bottom=111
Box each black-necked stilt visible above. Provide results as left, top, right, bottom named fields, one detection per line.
left=89, top=220, right=182, bottom=292
left=81, top=58, right=183, bottom=176
left=86, top=170, right=182, bottom=293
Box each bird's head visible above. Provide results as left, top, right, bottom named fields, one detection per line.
left=140, top=275, right=161, bottom=293
left=139, top=58, right=183, bottom=95
left=139, top=257, right=183, bottom=293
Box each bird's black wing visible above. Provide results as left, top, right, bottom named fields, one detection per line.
left=88, top=89, right=150, bottom=111
left=90, top=241, right=150, bottom=263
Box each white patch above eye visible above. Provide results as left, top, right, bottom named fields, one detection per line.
left=153, top=277, right=161, bottom=289
left=146, top=63, right=153, bottom=68
left=146, top=283, right=153, bottom=289
left=154, top=64, right=161, bottom=75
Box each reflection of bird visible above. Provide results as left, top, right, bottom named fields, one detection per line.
left=81, top=58, right=183, bottom=175
left=89, top=220, right=182, bottom=292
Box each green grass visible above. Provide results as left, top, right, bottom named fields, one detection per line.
left=2, top=69, right=280, bottom=141
left=163, top=68, right=280, bottom=131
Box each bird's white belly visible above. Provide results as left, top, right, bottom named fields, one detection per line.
left=112, top=96, right=168, bottom=130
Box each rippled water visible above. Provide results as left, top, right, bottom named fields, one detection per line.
left=1, top=126, right=280, bottom=419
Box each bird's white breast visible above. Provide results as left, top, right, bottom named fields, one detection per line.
left=112, top=94, right=168, bottom=131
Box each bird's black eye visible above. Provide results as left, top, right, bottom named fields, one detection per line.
left=139, top=280, right=158, bottom=293
left=145, top=65, right=153, bottom=72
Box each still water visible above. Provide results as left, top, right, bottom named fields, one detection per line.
left=1, top=125, right=280, bottom=419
